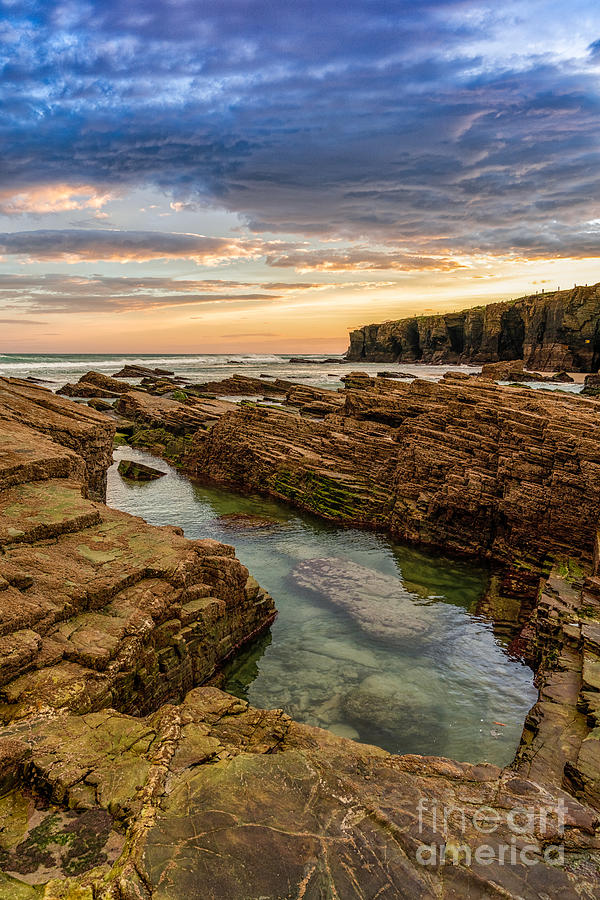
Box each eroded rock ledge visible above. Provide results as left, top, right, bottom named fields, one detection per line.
left=182, top=375, right=600, bottom=582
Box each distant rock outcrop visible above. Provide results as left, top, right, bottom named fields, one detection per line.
left=346, top=283, right=600, bottom=371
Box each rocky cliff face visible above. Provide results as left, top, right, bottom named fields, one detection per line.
left=0, top=378, right=275, bottom=724
left=347, top=283, right=600, bottom=371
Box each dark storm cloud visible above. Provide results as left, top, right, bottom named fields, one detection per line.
left=1, top=0, right=599, bottom=258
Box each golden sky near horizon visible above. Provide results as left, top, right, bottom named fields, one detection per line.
left=2, top=2, right=600, bottom=353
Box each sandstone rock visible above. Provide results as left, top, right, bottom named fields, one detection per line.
left=0, top=377, right=114, bottom=501
left=189, top=377, right=600, bottom=573
left=480, top=360, right=574, bottom=383
left=347, top=283, right=600, bottom=371
left=117, top=459, right=166, bottom=481
left=59, top=371, right=133, bottom=398
left=112, top=364, right=174, bottom=378
left=2, top=377, right=600, bottom=896
left=190, top=374, right=293, bottom=396
left=0, top=686, right=598, bottom=897
left=0, top=377, right=276, bottom=726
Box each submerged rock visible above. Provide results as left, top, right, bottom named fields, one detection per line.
left=342, top=671, right=441, bottom=748
left=117, top=458, right=166, bottom=480
left=292, top=557, right=439, bottom=644
left=216, top=512, right=282, bottom=530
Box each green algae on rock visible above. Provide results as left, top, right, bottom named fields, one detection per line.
left=117, top=459, right=166, bottom=481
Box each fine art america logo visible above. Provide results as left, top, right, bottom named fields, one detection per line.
left=415, top=798, right=565, bottom=868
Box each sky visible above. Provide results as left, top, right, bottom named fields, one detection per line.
left=1, top=0, right=600, bottom=353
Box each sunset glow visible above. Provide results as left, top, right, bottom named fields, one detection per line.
left=1, top=0, right=600, bottom=351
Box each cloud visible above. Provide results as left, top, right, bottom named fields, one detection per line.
left=264, top=248, right=465, bottom=271
left=0, top=0, right=599, bottom=265
left=0, top=185, right=112, bottom=216
left=0, top=272, right=321, bottom=314
left=0, top=318, right=48, bottom=325
left=0, top=230, right=266, bottom=263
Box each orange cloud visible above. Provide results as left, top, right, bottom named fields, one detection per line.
left=0, top=184, right=113, bottom=216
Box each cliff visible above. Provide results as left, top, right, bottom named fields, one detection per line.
left=347, top=282, right=600, bottom=371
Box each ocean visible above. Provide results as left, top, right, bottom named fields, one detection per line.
left=0, top=352, right=584, bottom=393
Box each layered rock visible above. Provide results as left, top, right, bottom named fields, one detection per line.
left=59, top=371, right=133, bottom=398
left=187, top=376, right=600, bottom=573
left=480, top=360, right=574, bottom=383
left=189, top=374, right=293, bottom=396
left=2, top=377, right=600, bottom=896
left=347, top=282, right=600, bottom=371
left=0, top=376, right=114, bottom=501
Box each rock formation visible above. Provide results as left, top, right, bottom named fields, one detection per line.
left=117, top=459, right=166, bottom=480
left=59, top=371, right=133, bottom=398
left=184, top=376, right=600, bottom=577
left=2, top=376, right=600, bottom=896
left=347, top=282, right=600, bottom=371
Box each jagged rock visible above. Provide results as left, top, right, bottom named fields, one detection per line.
left=0, top=376, right=275, bottom=726
left=58, top=371, right=133, bottom=398
left=582, top=374, right=600, bottom=396
left=0, top=376, right=114, bottom=501
left=188, top=377, right=600, bottom=573
left=112, top=364, right=174, bottom=378
left=285, top=383, right=344, bottom=415
left=87, top=398, right=112, bottom=411
left=340, top=370, right=372, bottom=388
left=117, top=459, right=166, bottom=480
left=480, top=360, right=574, bottom=383
left=347, top=283, right=600, bottom=371
left=190, top=374, right=293, bottom=396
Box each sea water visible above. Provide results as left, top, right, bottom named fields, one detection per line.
left=108, top=446, right=538, bottom=766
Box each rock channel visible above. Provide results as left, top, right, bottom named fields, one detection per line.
left=1, top=373, right=600, bottom=896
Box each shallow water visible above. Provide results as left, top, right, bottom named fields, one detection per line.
left=108, top=446, right=537, bottom=766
